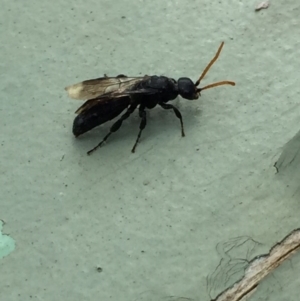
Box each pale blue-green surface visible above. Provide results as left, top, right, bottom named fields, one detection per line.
left=1, top=1, right=300, bottom=301
left=0, top=221, right=15, bottom=259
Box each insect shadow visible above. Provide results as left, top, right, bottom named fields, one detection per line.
left=65, top=42, right=235, bottom=155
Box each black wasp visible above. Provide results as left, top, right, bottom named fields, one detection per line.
left=65, top=42, right=235, bottom=155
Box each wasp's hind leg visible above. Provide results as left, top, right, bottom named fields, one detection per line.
left=131, top=105, right=147, bottom=153
left=87, top=104, right=137, bottom=155
left=160, top=103, right=185, bottom=137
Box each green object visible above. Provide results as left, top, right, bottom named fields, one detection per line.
left=0, top=220, right=15, bottom=259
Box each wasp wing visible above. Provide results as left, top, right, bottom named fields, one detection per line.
left=75, top=88, right=157, bottom=115
left=74, top=77, right=158, bottom=115
left=65, top=75, right=148, bottom=100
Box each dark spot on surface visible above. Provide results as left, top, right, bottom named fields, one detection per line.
left=96, top=267, right=103, bottom=272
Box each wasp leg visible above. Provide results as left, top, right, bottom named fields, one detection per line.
left=160, top=103, right=185, bottom=137
left=87, top=104, right=137, bottom=155
left=131, top=105, right=147, bottom=153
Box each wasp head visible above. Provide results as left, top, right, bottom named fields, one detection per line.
left=178, top=42, right=236, bottom=101
left=177, top=77, right=200, bottom=100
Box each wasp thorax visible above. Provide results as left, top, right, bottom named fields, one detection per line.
left=177, top=77, right=198, bottom=100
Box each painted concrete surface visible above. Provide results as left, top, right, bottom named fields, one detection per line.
left=0, top=220, right=15, bottom=259
left=275, top=129, right=300, bottom=198
left=1, top=1, right=300, bottom=301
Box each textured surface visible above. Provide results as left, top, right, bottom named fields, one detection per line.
left=0, top=221, right=15, bottom=259
left=275, top=129, right=300, bottom=198
left=1, top=0, right=300, bottom=300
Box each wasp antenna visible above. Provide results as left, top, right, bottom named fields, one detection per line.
left=195, top=42, right=225, bottom=87
left=199, top=80, right=235, bottom=92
